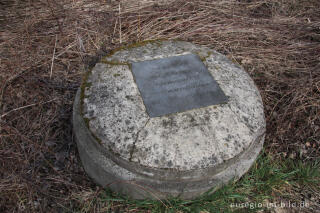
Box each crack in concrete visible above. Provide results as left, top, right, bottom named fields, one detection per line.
left=129, top=117, right=150, bottom=162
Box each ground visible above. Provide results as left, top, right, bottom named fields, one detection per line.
left=0, top=0, right=319, bottom=212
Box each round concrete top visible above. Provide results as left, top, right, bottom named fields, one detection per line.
left=81, top=40, right=265, bottom=174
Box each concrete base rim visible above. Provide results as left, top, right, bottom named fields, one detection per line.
left=73, top=88, right=265, bottom=199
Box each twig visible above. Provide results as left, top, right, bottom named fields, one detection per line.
left=77, top=34, right=86, bottom=53
left=138, top=2, right=141, bottom=41
left=50, top=35, right=58, bottom=79
left=55, top=41, right=76, bottom=58
left=0, top=99, right=57, bottom=119
left=0, top=59, right=54, bottom=115
left=112, top=17, right=118, bottom=43
left=76, top=27, right=98, bottom=34
left=119, top=3, right=122, bottom=44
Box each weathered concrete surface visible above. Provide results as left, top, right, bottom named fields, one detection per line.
left=73, top=40, right=266, bottom=199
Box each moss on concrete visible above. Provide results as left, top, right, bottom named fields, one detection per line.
left=80, top=68, right=103, bottom=144
left=100, top=58, right=129, bottom=66
left=80, top=69, right=92, bottom=115
left=103, top=39, right=165, bottom=60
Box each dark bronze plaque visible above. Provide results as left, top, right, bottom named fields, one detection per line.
left=131, top=54, right=228, bottom=117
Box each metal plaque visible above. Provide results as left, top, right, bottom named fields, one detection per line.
left=131, top=54, right=228, bottom=117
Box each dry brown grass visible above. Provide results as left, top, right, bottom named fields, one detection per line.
left=0, top=0, right=319, bottom=211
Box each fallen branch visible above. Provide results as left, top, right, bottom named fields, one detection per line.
left=0, top=99, right=57, bottom=119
